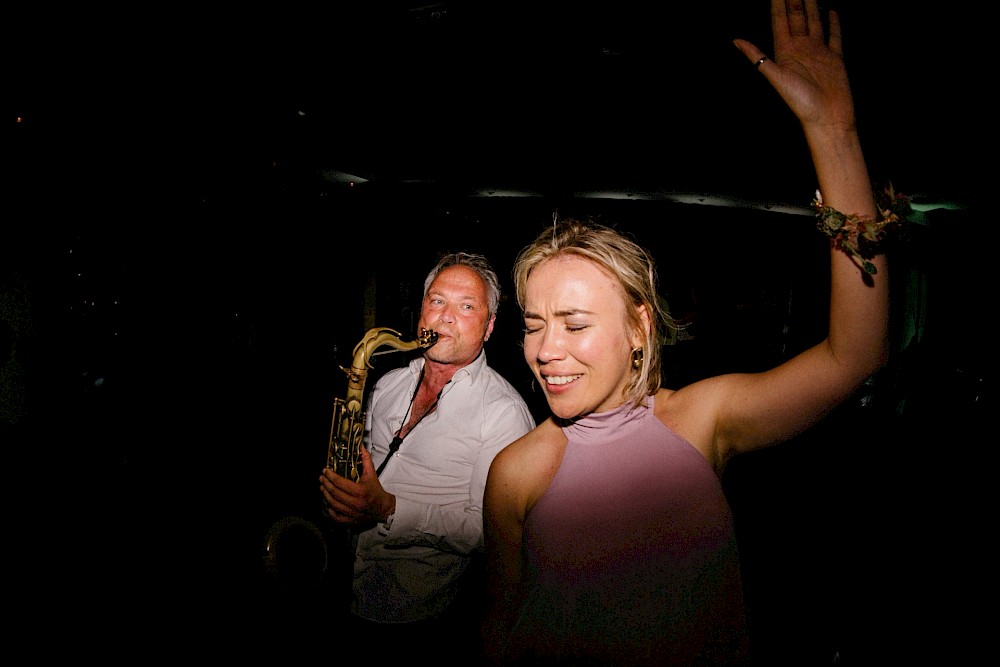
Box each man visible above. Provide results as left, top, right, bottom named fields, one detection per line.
left=319, top=251, right=535, bottom=655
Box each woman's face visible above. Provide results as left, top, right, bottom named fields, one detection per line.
left=522, top=254, right=638, bottom=420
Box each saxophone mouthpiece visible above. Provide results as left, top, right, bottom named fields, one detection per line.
left=418, top=328, right=439, bottom=347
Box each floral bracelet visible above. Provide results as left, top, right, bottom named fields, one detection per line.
left=812, top=183, right=910, bottom=276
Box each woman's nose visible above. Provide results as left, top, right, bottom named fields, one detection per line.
left=535, top=332, right=564, bottom=363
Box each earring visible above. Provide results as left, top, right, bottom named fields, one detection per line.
left=631, top=347, right=643, bottom=370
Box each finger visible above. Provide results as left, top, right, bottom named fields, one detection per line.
left=325, top=506, right=350, bottom=525
left=786, top=0, right=810, bottom=37
left=319, top=468, right=343, bottom=492
left=732, top=39, right=766, bottom=65
left=359, top=446, right=380, bottom=482
left=324, top=493, right=356, bottom=521
left=732, top=39, right=772, bottom=73
left=771, top=0, right=790, bottom=39
left=320, top=484, right=334, bottom=506
left=827, top=9, right=843, bottom=55
left=803, top=0, right=822, bottom=36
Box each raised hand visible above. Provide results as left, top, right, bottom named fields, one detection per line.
left=733, top=0, right=855, bottom=129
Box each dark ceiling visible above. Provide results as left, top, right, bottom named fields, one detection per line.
left=12, top=1, right=982, bottom=211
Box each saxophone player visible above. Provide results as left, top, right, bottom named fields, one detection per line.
left=319, top=251, right=535, bottom=658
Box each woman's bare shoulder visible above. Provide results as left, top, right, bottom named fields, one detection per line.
left=490, top=418, right=567, bottom=507
left=497, top=418, right=564, bottom=465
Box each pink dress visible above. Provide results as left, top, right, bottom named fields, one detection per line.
left=506, top=397, right=749, bottom=666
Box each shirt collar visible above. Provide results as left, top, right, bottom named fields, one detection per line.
left=409, top=348, right=488, bottom=389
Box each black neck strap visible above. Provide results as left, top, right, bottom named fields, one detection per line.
left=376, top=366, right=442, bottom=477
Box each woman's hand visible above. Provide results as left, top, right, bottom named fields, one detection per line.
left=734, top=0, right=855, bottom=131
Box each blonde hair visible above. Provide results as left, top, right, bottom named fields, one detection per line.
left=513, top=218, right=674, bottom=407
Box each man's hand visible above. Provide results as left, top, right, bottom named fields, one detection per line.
left=320, top=446, right=395, bottom=528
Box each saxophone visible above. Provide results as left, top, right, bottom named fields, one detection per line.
left=263, top=326, right=437, bottom=594
left=327, top=326, right=438, bottom=481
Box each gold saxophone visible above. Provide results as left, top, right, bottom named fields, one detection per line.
left=263, top=326, right=437, bottom=594
left=327, top=326, right=438, bottom=481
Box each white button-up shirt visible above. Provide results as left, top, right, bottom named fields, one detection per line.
left=353, top=351, right=535, bottom=622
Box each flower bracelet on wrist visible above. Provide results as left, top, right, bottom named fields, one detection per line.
left=812, top=183, right=910, bottom=277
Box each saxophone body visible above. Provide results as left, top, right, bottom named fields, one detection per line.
left=327, top=326, right=438, bottom=481
left=263, top=326, right=437, bottom=594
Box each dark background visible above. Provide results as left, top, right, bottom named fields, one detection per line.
left=5, top=2, right=988, bottom=663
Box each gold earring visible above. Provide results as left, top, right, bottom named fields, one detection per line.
left=631, top=347, right=643, bottom=370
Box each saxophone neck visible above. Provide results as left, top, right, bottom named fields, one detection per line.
left=352, top=326, right=438, bottom=369
left=343, top=327, right=439, bottom=402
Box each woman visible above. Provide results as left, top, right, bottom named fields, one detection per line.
left=482, top=1, right=891, bottom=665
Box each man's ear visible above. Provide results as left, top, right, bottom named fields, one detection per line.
left=484, top=312, right=496, bottom=342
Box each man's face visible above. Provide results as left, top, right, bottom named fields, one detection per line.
left=418, top=265, right=494, bottom=367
